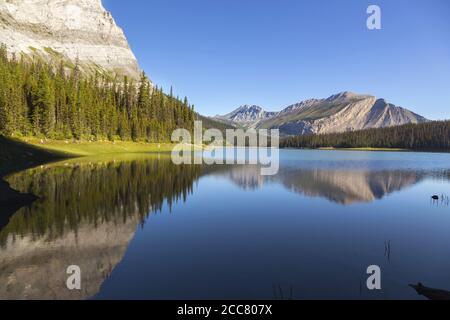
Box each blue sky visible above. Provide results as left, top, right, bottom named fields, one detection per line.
left=103, top=0, right=450, bottom=119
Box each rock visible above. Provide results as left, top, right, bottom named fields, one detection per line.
left=215, top=91, right=428, bottom=135
left=0, top=0, right=141, bottom=80
left=215, top=105, right=277, bottom=127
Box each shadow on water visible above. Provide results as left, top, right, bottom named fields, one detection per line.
left=0, top=180, right=37, bottom=230
left=0, top=136, right=70, bottom=231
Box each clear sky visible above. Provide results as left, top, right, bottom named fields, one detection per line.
left=103, top=0, right=450, bottom=119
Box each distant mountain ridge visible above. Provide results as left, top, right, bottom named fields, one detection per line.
left=213, top=91, right=428, bottom=135
left=215, top=105, right=277, bottom=127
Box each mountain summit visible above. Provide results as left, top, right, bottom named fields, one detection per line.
left=215, top=105, right=277, bottom=127
left=0, top=0, right=140, bottom=79
left=214, top=92, right=428, bottom=135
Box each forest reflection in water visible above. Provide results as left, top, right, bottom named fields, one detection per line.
left=1, top=152, right=450, bottom=299
left=0, top=154, right=203, bottom=299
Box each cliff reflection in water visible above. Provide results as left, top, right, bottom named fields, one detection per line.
left=275, top=168, right=427, bottom=205
left=0, top=155, right=202, bottom=300
left=0, top=154, right=447, bottom=300
left=214, top=165, right=431, bottom=205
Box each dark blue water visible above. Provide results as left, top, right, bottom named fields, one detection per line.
left=2, top=150, right=450, bottom=300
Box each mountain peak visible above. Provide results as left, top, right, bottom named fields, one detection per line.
left=214, top=91, right=427, bottom=134
left=326, top=91, right=361, bottom=101
left=236, top=105, right=264, bottom=113
left=217, top=105, right=276, bottom=125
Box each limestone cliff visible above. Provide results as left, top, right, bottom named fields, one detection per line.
left=0, top=0, right=141, bottom=79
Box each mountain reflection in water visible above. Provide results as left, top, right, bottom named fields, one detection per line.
left=0, top=155, right=201, bottom=299
left=1, top=152, right=449, bottom=299
left=216, top=166, right=427, bottom=205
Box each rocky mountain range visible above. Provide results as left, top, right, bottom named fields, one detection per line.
left=0, top=1, right=429, bottom=137
left=214, top=91, right=428, bottom=136
left=0, top=0, right=141, bottom=79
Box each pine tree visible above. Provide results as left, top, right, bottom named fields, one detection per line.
left=30, top=68, right=56, bottom=136
left=0, top=45, right=197, bottom=142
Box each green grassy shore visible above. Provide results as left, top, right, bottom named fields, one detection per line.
left=16, top=137, right=179, bottom=157
left=0, top=136, right=191, bottom=215
left=0, top=136, right=70, bottom=178
left=0, top=136, right=70, bottom=220
left=0, top=136, right=411, bottom=210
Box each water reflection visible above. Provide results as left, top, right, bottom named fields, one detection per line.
left=214, top=166, right=433, bottom=205
left=0, top=154, right=202, bottom=299
left=1, top=152, right=450, bottom=299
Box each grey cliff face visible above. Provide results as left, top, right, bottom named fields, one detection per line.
left=0, top=0, right=141, bottom=79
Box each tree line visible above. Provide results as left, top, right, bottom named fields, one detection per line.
left=281, top=121, right=450, bottom=151
left=1, top=156, right=202, bottom=246
left=0, top=44, right=195, bottom=142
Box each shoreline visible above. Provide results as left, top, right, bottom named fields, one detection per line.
left=16, top=137, right=179, bottom=156
left=0, top=136, right=185, bottom=225
left=0, top=180, right=38, bottom=230
left=0, top=136, right=205, bottom=219
left=317, top=147, right=407, bottom=152
left=281, top=146, right=450, bottom=154
left=2, top=136, right=450, bottom=221
left=0, top=136, right=72, bottom=226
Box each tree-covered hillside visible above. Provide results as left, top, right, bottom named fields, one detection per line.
left=0, top=45, right=195, bottom=142
left=281, top=121, right=450, bottom=151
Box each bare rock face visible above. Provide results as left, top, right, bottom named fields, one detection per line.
left=290, top=94, right=428, bottom=135
left=216, top=92, right=428, bottom=136
left=0, top=0, right=141, bottom=79
left=216, top=105, right=277, bottom=127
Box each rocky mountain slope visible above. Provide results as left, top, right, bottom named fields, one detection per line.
left=0, top=0, right=140, bottom=79
left=215, top=92, right=428, bottom=135
left=215, top=105, right=277, bottom=127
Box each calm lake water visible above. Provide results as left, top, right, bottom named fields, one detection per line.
left=2, top=150, right=450, bottom=300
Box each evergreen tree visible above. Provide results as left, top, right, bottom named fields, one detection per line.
left=280, top=121, right=450, bottom=151
left=0, top=45, right=196, bottom=142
